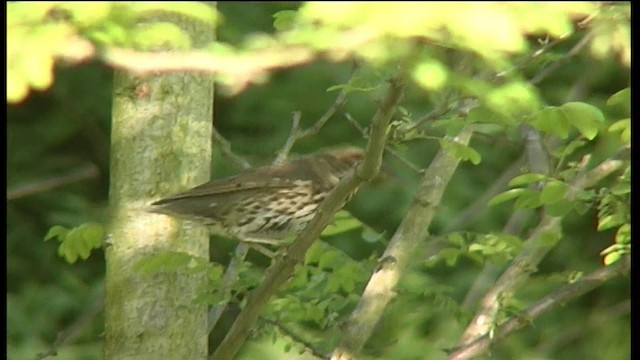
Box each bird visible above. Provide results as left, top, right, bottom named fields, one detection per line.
left=148, top=147, right=364, bottom=245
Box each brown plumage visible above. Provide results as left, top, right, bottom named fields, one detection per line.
left=148, top=148, right=364, bottom=243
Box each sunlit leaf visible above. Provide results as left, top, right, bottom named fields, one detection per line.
left=561, top=102, right=605, bottom=140
left=509, top=173, right=547, bottom=187
left=540, top=180, right=569, bottom=204
left=606, top=87, right=630, bottom=107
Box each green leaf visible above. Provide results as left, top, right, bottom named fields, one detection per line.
left=318, top=250, right=341, bottom=269
left=603, top=252, right=621, bottom=266
left=321, top=210, right=363, bottom=237
left=44, top=225, right=69, bottom=242
left=135, top=251, right=198, bottom=274
left=545, top=200, right=574, bottom=217
left=606, top=87, right=630, bottom=107
left=466, top=106, right=497, bottom=124
left=447, top=232, right=466, bottom=246
left=513, top=189, right=543, bottom=209
left=530, top=107, right=571, bottom=138
left=273, top=10, right=298, bottom=31
left=440, top=248, right=461, bottom=267
left=128, top=2, right=218, bottom=25
left=488, top=188, right=529, bottom=206
left=130, top=22, right=192, bottom=50
left=608, top=118, right=630, bottom=143
left=49, top=223, right=104, bottom=263
left=535, top=230, right=560, bottom=247
left=560, top=102, right=605, bottom=140
left=508, top=173, right=547, bottom=187
left=305, top=242, right=324, bottom=264
left=439, top=139, right=481, bottom=164
left=552, top=138, right=587, bottom=159
left=615, top=224, right=630, bottom=245
left=539, top=180, right=569, bottom=204
left=361, top=227, right=385, bottom=243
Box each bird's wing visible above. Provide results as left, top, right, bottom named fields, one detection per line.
left=151, top=167, right=300, bottom=205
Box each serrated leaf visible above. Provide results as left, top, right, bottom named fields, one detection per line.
left=509, top=173, right=547, bottom=187
left=539, top=180, right=569, bottom=204
left=44, top=225, right=69, bottom=242
left=488, top=188, right=529, bottom=206
left=561, top=102, right=605, bottom=140
left=606, top=87, right=630, bottom=107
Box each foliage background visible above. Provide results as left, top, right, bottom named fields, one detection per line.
left=7, top=2, right=629, bottom=360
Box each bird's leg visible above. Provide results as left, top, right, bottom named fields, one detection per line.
left=236, top=236, right=278, bottom=258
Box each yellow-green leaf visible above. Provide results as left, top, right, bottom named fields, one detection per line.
left=561, top=102, right=605, bottom=140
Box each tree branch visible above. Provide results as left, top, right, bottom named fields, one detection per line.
left=275, top=65, right=356, bottom=163
left=529, top=31, right=595, bottom=86
left=212, top=127, right=252, bottom=170
left=444, top=153, right=527, bottom=233
left=211, top=76, right=406, bottom=360
left=330, top=125, right=475, bottom=360
left=458, top=155, right=624, bottom=346
left=8, top=163, right=99, bottom=200
left=208, top=243, right=250, bottom=333
left=33, top=288, right=104, bottom=360
left=448, top=255, right=630, bottom=360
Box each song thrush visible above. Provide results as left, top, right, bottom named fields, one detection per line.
left=148, top=148, right=364, bottom=244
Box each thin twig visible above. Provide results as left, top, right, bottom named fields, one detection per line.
left=275, top=64, right=357, bottom=162
left=402, top=101, right=452, bottom=133
left=533, top=299, right=629, bottom=355
left=211, top=75, right=406, bottom=360
left=8, top=163, right=99, bottom=200
left=33, top=288, right=104, bottom=360
left=345, top=113, right=421, bottom=175
left=212, top=127, right=252, bottom=170
left=275, top=111, right=303, bottom=164
left=208, top=243, right=250, bottom=333
left=529, top=31, right=595, bottom=86
left=447, top=255, right=630, bottom=360
left=444, top=153, right=527, bottom=233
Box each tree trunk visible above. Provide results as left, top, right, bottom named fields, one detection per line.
left=105, top=6, right=215, bottom=360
